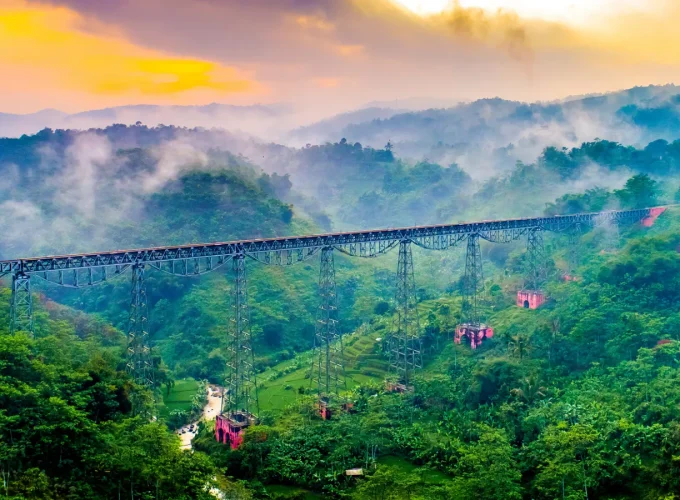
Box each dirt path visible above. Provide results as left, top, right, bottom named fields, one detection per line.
left=203, top=385, right=222, bottom=421
left=179, top=385, right=223, bottom=450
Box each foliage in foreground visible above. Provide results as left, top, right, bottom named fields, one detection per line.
left=0, top=290, right=215, bottom=499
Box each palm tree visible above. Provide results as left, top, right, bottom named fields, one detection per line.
left=508, top=334, right=531, bottom=361
left=511, top=374, right=546, bottom=403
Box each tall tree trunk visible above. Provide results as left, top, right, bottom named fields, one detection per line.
left=582, top=460, right=589, bottom=500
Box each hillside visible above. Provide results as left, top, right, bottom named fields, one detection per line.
left=3, top=121, right=680, bottom=498
left=3, top=125, right=678, bottom=380
left=187, top=207, right=680, bottom=499
left=0, top=103, right=293, bottom=139
left=293, top=85, right=680, bottom=178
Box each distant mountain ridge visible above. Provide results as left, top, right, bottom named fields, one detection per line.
left=0, top=102, right=292, bottom=139
left=3, top=84, right=680, bottom=162
left=297, top=84, right=680, bottom=166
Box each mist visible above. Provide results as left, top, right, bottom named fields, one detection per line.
left=0, top=83, right=677, bottom=260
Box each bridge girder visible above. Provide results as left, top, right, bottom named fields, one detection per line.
left=524, top=228, right=549, bottom=292
left=126, top=263, right=153, bottom=389
left=0, top=207, right=659, bottom=277
left=461, top=234, right=486, bottom=328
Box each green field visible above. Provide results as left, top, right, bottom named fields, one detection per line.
left=158, top=378, right=199, bottom=419
left=264, top=484, right=323, bottom=499
left=258, top=329, right=389, bottom=412
left=257, top=297, right=464, bottom=413
left=376, top=455, right=451, bottom=484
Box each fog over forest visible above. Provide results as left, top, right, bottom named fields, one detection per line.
left=5, top=81, right=680, bottom=499
left=2, top=84, right=679, bottom=258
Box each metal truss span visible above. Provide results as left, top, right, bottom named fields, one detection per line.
left=0, top=207, right=664, bottom=275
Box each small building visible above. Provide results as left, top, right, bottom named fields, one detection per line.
left=215, top=411, right=257, bottom=450
left=455, top=323, right=494, bottom=349
left=517, top=290, right=546, bottom=309
left=317, top=398, right=332, bottom=420
left=317, top=397, right=355, bottom=420
left=346, top=468, right=364, bottom=476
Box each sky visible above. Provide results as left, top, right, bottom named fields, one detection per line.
left=1, top=0, right=680, bottom=115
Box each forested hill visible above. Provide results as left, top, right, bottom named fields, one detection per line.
left=0, top=289, right=220, bottom=498
left=293, top=84, right=680, bottom=170
left=0, top=132, right=331, bottom=380
left=5, top=120, right=680, bottom=244
left=1, top=125, right=675, bottom=375
left=0, top=131, right=316, bottom=259
left=185, top=212, right=680, bottom=499
left=5, top=160, right=680, bottom=498
left=5, top=121, right=680, bottom=497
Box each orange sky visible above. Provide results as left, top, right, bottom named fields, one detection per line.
left=2, top=0, right=680, bottom=114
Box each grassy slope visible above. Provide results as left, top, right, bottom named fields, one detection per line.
left=264, top=484, right=324, bottom=499
left=159, top=378, right=199, bottom=419
left=376, top=455, right=451, bottom=484
left=257, top=296, right=463, bottom=413
left=257, top=327, right=389, bottom=412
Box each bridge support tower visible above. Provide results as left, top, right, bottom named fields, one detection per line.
left=217, top=254, right=259, bottom=449
left=311, top=247, right=347, bottom=420
left=10, top=271, right=33, bottom=337
left=562, top=223, right=582, bottom=282
left=387, top=240, right=422, bottom=388
left=126, top=263, right=153, bottom=388
left=456, top=234, right=493, bottom=349
left=596, top=212, right=621, bottom=252
left=517, top=228, right=548, bottom=309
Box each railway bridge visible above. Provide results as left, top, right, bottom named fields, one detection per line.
left=0, top=206, right=667, bottom=446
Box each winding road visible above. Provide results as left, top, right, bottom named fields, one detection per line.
left=179, top=385, right=223, bottom=450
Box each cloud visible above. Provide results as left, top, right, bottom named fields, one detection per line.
left=142, top=139, right=208, bottom=193
left=5, top=0, right=680, bottom=118
left=0, top=0, right=261, bottom=112
left=314, top=78, right=340, bottom=89
left=414, top=4, right=535, bottom=69
left=56, top=133, right=113, bottom=218
left=295, top=14, right=334, bottom=32
left=0, top=129, right=218, bottom=257
left=335, top=44, right=365, bottom=57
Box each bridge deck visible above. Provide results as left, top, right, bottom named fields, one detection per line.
left=0, top=207, right=666, bottom=275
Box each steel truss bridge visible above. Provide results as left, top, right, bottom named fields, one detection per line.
left=0, top=206, right=666, bottom=416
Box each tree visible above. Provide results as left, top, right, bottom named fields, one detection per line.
left=374, top=301, right=390, bottom=315
left=510, top=374, right=546, bottom=403
left=447, top=425, right=522, bottom=499
left=352, top=466, right=418, bottom=500
left=508, top=334, right=531, bottom=361
left=614, top=174, right=660, bottom=208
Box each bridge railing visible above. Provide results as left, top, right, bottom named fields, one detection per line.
left=0, top=207, right=658, bottom=276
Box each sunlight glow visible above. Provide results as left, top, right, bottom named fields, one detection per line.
left=0, top=1, right=258, bottom=111
left=390, top=0, right=453, bottom=16
left=390, top=0, right=650, bottom=25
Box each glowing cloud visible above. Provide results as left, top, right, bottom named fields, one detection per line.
left=314, top=77, right=340, bottom=88
left=335, top=45, right=365, bottom=57
left=295, top=14, right=335, bottom=31
left=390, top=0, right=452, bottom=15
left=389, top=0, right=650, bottom=25
left=3, top=0, right=680, bottom=116
left=0, top=1, right=259, bottom=112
